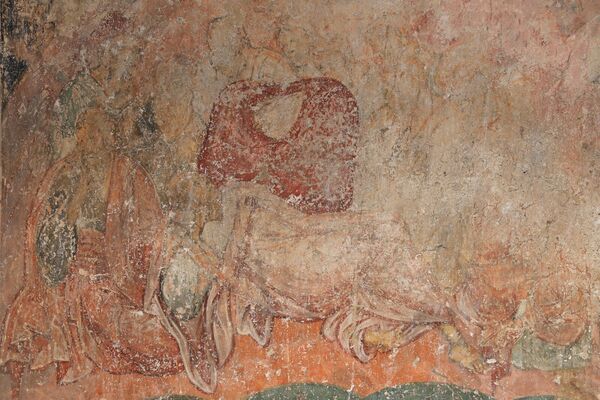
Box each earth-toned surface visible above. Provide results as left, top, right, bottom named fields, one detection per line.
left=1, top=1, right=599, bottom=399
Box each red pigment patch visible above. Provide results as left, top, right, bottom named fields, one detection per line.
left=198, top=78, right=359, bottom=213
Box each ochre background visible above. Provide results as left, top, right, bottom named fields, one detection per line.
left=5, top=320, right=599, bottom=399
left=2, top=1, right=600, bottom=399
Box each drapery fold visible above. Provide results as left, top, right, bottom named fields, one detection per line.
left=0, top=154, right=220, bottom=392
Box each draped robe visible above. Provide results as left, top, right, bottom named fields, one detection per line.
left=205, top=184, right=537, bottom=381
left=0, top=153, right=218, bottom=392
left=206, top=183, right=452, bottom=362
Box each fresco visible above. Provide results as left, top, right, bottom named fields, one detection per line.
left=0, top=1, right=599, bottom=399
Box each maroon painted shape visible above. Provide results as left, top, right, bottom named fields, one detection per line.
left=198, top=78, right=359, bottom=213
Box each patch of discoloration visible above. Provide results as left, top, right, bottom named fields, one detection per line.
left=1, top=1, right=599, bottom=399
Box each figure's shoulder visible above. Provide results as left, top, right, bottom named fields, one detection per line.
left=113, top=153, right=151, bottom=179
left=35, top=154, right=79, bottom=197
left=113, top=153, right=134, bottom=169
left=111, top=154, right=162, bottom=201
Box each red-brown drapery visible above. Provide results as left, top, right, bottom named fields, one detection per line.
left=0, top=153, right=218, bottom=392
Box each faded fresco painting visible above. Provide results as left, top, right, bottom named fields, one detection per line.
left=0, top=1, right=599, bottom=399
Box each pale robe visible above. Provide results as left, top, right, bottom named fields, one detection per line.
left=204, top=183, right=452, bottom=362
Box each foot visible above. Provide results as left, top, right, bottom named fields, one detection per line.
left=363, top=329, right=399, bottom=352
left=441, top=323, right=485, bottom=373
left=448, top=341, right=485, bottom=373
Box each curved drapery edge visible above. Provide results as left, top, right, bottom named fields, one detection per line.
left=233, top=295, right=274, bottom=348
left=0, top=154, right=95, bottom=382
left=154, top=295, right=218, bottom=393
left=322, top=302, right=439, bottom=363
left=204, top=282, right=234, bottom=368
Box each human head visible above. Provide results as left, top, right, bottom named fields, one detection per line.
left=74, top=107, right=116, bottom=153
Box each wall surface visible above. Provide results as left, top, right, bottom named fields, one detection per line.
left=1, top=1, right=599, bottom=399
